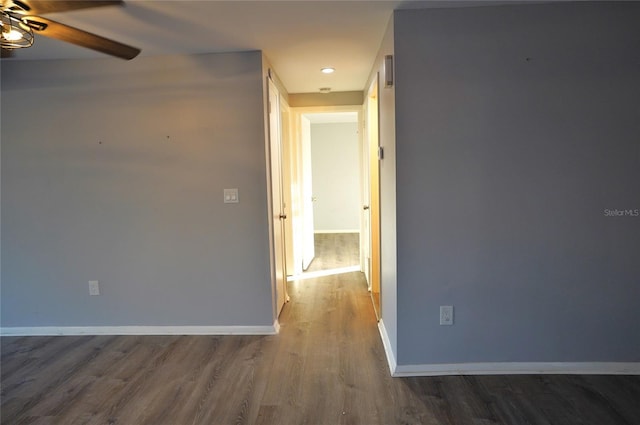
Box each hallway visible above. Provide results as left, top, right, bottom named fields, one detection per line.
left=1, top=271, right=391, bottom=424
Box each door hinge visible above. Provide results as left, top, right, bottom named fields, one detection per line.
left=378, top=146, right=384, bottom=160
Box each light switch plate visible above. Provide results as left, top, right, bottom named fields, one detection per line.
left=224, top=188, right=239, bottom=203
left=89, top=280, right=100, bottom=296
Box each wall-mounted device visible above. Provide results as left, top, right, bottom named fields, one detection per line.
left=384, top=54, right=394, bottom=88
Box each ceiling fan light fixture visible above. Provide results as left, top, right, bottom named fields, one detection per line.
left=3, top=28, right=22, bottom=41
left=1, top=11, right=33, bottom=49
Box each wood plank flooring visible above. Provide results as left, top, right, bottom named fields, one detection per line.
left=2, top=270, right=639, bottom=424
left=306, top=233, right=359, bottom=272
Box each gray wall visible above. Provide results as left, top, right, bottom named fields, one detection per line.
left=311, top=122, right=360, bottom=232
left=1, top=52, right=275, bottom=327
left=394, top=3, right=640, bottom=364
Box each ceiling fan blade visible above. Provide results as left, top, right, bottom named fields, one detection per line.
left=9, top=1, right=123, bottom=15
left=23, top=15, right=140, bottom=60
left=1, top=47, right=15, bottom=58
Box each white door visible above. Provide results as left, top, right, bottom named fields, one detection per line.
left=366, top=76, right=381, bottom=319
left=361, top=116, right=371, bottom=287
left=268, top=79, right=288, bottom=317
left=300, top=115, right=315, bottom=270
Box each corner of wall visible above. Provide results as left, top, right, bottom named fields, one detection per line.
left=378, top=319, right=397, bottom=375
left=369, top=14, right=399, bottom=376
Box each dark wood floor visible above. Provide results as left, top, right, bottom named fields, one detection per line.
left=2, top=271, right=639, bottom=424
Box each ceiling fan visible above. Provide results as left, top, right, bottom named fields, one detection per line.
left=1, top=0, right=140, bottom=60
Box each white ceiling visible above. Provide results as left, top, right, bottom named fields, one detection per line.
left=2, top=0, right=523, bottom=93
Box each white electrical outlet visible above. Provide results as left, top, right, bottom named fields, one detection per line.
left=440, top=305, right=453, bottom=325
left=89, top=280, right=100, bottom=296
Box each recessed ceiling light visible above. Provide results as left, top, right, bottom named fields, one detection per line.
left=321, top=67, right=335, bottom=74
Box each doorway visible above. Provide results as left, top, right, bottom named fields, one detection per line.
left=305, top=112, right=360, bottom=274
left=285, top=107, right=364, bottom=281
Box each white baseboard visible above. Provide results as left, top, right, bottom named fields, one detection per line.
left=378, top=319, right=397, bottom=375
left=1, top=322, right=280, bottom=337
left=392, top=362, right=640, bottom=377
left=375, top=321, right=639, bottom=376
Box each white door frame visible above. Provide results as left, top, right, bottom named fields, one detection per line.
left=280, top=94, right=296, bottom=277
left=288, top=105, right=365, bottom=275
left=300, top=114, right=315, bottom=271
